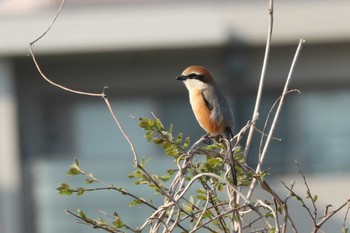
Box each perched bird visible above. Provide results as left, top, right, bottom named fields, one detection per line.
left=176, top=65, right=236, bottom=185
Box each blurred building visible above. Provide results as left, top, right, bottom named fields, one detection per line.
left=1, top=0, right=350, bottom=232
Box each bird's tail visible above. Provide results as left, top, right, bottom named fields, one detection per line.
left=225, top=128, right=237, bottom=186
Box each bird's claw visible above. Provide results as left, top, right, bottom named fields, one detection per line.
left=202, top=134, right=213, bottom=145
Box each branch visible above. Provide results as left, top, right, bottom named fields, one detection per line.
left=281, top=181, right=314, bottom=221
left=28, top=0, right=144, bottom=170
left=29, top=0, right=104, bottom=97
left=342, top=204, right=350, bottom=233
left=191, top=190, right=210, bottom=232
left=256, top=39, right=305, bottom=173
left=102, top=97, right=140, bottom=165
left=244, top=0, right=274, bottom=159
left=258, top=89, right=300, bottom=156
left=247, top=38, right=305, bottom=200
left=68, top=186, right=157, bottom=211
left=177, top=172, right=273, bottom=229
left=65, top=209, right=127, bottom=233
left=295, top=162, right=318, bottom=220
left=316, top=198, right=350, bottom=231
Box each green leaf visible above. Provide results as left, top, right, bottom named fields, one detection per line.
left=196, top=193, right=207, bottom=201
left=145, top=130, right=153, bottom=142
left=154, top=118, right=164, bottom=131
left=153, top=137, right=165, bottom=145
left=295, top=195, right=302, bottom=201
left=212, top=219, right=223, bottom=230
left=77, top=209, right=86, bottom=218
left=202, top=210, right=212, bottom=218
left=312, top=195, right=318, bottom=202
left=67, top=166, right=81, bottom=176
left=98, top=216, right=107, bottom=225
left=175, top=133, right=183, bottom=144
left=182, top=137, right=190, bottom=149
left=159, top=175, right=172, bottom=182
left=141, top=157, right=152, bottom=167
left=207, top=158, right=222, bottom=167
left=67, top=160, right=82, bottom=176
left=182, top=202, right=192, bottom=213
left=139, top=117, right=151, bottom=129
left=269, top=228, right=276, bottom=233
left=189, top=195, right=195, bottom=205
left=73, top=157, right=79, bottom=166
left=217, top=183, right=224, bottom=192
left=128, top=169, right=143, bottom=179
left=77, top=188, right=85, bottom=196
left=259, top=171, right=267, bottom=181
left=57, top=183, right=73, bottom=196
left=167, top=169, right=177, bottom=175
left=165, top=144, right=179, bottom=156
left=129, top=198, right=146, bottom=207
left=233, top=147, right=244, bottom=162
left=203, top=143, right=222, bottom=150
left=84, top=178, right=95, bottom=184
left=112, top=216, right=124, bottom=229
left=134, top=180, right=148, bottom=185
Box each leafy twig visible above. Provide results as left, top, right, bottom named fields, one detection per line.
left=295, top=161, right=318, bottom=220
left=65, top=209, right=132, bottom=233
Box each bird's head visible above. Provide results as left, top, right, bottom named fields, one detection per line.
left=176, top=65, right=215, bottom=91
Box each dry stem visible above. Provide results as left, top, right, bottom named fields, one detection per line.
left=244, top=0, right=274, bottom=159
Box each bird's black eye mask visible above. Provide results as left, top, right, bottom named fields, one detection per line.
left=176, top=73, right=206, bottom=82
left=187, top=73, right=206, bottom=82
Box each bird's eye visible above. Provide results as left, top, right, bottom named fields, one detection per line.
left=188, top=73, right=198, bottom=79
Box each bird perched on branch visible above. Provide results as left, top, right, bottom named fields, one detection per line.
left=176, top=65, right=237, bottom=185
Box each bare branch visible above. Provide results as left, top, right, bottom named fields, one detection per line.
left=259, top=89, right=300, bottom=156
left=244, top=0, right=274, bottom=159
left=316, top=198, right=350, bottom=231
left=29, top=0, right=104, bottom=97
left=247, top=39, right=305, bottom=200
left=102, top=97, right=140, bottom=165
left=191, top=190, right=210, bottom=232
left=256, top=39, right=305, bottom=173
left=191, top=205, right=248, bottom=233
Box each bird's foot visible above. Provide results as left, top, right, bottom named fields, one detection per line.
left=202, top=134, right=213, bottom=145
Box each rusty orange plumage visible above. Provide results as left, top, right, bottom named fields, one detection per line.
left=190, top=88, right=225, bottom=135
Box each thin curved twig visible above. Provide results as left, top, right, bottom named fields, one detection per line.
left=29, top=0, right=104, bottom=97
left=258, top=89, right=300, bottom=156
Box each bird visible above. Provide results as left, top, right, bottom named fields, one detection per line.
left=176, top=65, right=237, bottom=185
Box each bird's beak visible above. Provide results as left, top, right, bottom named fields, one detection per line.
left=176, top=75, right=187, bottom=81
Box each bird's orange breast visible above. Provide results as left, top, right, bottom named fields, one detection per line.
left=190, top=89, right=224, bottom=136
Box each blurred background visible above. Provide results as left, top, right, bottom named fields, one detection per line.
left=1, top=0, right=350, bottom=232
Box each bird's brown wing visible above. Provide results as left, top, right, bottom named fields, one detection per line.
left=201, top=91, right=213, bottom=111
